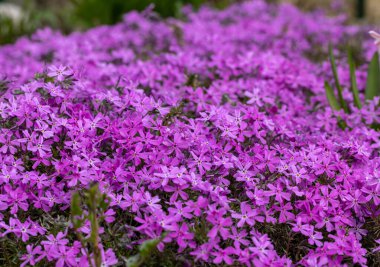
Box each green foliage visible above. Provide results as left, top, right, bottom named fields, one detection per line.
left=324, top=81, right=341, bottom=110
left=325, top=45, right=380, bottom=131
left=69, top=0, right=202, bottom=27
left=68, top=0, right=235, bottom=28
left=326, top=47, right=380, bottom=113
left=0, top=78, right=9, bottom=96
left=0, top=0, right=71, bottom=45
left=347, top=48, right=362, bottom=108
left=70, top=183, right=110, bottom=267
left=0, top=0, right=234, bottom=45
left=365, top=52, right=380, bottom=100
left=0, top=16, right=18, bottom=45
left=126, top=234, right=166, bottom=267
left=328, top=45, right=348, bottom=112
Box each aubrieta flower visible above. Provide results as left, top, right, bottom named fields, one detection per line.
left=0, top=1, right=379, bottom=266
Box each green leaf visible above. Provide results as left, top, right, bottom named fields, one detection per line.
left=12, top=90, right=25, bottom=95
left=139, top=238, right=160, bottom=258
left=329, top=45, right=348, bottom=112
left=365, top=52, right=380, bottom=100
left=125, top=255, right=142, bottom=267
left=347, top=49, right=362, bottom=108
left=337, top=118, right=347, bottom=130
left=88, top=183, right=99, bottom=197
left=73, top=218, right=85, bottom=229
left=126, top=233, right=167, bottom=267
left=70, top=192, right=82, bottom=217
left=324, top=81, right=341, bottom=111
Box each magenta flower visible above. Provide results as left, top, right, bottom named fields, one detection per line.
left=143, top=191, right=161, bottom=210
left=0, top=132, right=19, bottom=154
left=16, top=220, right=35, bottom=242
left=171, top=223, right=194, bottom=252
left=266, top=184, right=291, bottom=203
left=307, top=227, right=324, bottom=247
left=1, top=217, right=18, bottom=236
left=50, top=245, right=78, bottom=267
left=101, top=248, right=118, bottom=267
left=190, top=243, right=213, bottom=261
left=190, top=151, right=212, bottom=175
left=6, top=186, right=29, bottom=214
left=0, top=2, right=377, bottom=266
left=207, top=216, right=232, bottom=240
left=292, top=217, right=312, bottom=235
left=20, top=245, right=44, bottom=267
left=45, top=82, right=65, bottom=98
left=47, top=65, right=73, bottom=81
left=344, top=189, right=367, bottom=214
left=41, top=232, right=69, bottom=255
left=29, top=136, right=50, bottom=157
left=230, top=227, right=250, bottom=248
left=212, top=247, right=236, bottom=265
left=232, top=202, right=263, bottom=227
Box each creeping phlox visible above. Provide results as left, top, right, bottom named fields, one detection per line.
left=0, top=1, right=379, bottom=266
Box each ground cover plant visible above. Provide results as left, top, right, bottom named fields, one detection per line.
left=0, top=0, right=379, bottom=266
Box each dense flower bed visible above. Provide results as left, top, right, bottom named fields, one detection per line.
left=0, top=0, right=379, bottom=266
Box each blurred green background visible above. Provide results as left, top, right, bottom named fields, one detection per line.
left=0, top=0, right=369, bottom=45
left=0, top=0, right=236, bottom=45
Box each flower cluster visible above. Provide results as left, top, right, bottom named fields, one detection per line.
left=0, top=1, right=379, bottom=266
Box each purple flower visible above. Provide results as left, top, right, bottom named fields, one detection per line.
left=50, top=245, right=78, bottom=267
left=20, top=245, right=44, bottom=267
left=307, top=227, right=324, bottom=247
left=207, top=215, right=232, bottom=240
left=0, top=2, right=376, bottom=266
left=47, top=65, right=73, bottom=81
left=232, top=202, right=263, bottom=227
left=41, top=232, right=69, bottom=255
left=212, top=246, right=235, bottom=265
